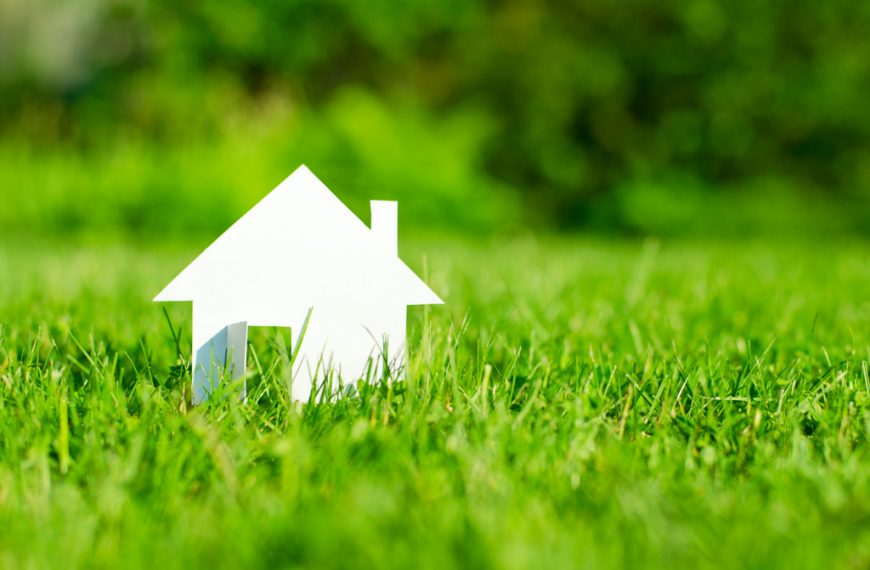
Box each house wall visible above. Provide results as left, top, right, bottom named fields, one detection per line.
left=291, top=304, right=408, bottom=401
left=190, top=300, right=409, bottom=403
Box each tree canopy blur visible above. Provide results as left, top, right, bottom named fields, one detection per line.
left=1, top=0, right=868, bottom=236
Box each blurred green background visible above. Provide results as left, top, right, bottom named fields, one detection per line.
left=1, top=0, right=869, bottom=238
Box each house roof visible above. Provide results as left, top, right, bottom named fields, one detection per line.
left=154, top=165, right=443, bottom=309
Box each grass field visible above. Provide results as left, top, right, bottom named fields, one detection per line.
left=0, top=236, right=868, bottom=569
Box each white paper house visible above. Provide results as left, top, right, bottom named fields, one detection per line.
left=154, top=165, right=443, bottom=403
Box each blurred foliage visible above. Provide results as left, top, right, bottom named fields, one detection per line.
left=1, top=0, right=868, bottom=236
left=0, top=92, right=515, bottom=235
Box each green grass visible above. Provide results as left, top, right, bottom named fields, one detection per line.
left=0, top=236, right=868, bottom=569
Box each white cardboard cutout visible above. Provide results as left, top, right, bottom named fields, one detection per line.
left=155, top=165, right=443, bottom=403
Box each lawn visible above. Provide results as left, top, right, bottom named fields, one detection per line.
left=0, top=236, right=868, bottom=569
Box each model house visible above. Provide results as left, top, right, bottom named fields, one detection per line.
left=155, top=165, right=443, bottom=403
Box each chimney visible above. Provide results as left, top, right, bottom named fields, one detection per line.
left=370, top=201, right=398, bottom=256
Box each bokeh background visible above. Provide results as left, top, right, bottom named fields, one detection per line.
left=1, top=0, right=869, bottom=238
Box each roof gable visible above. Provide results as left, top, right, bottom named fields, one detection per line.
left=154, top=165, right=442, bottom=308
